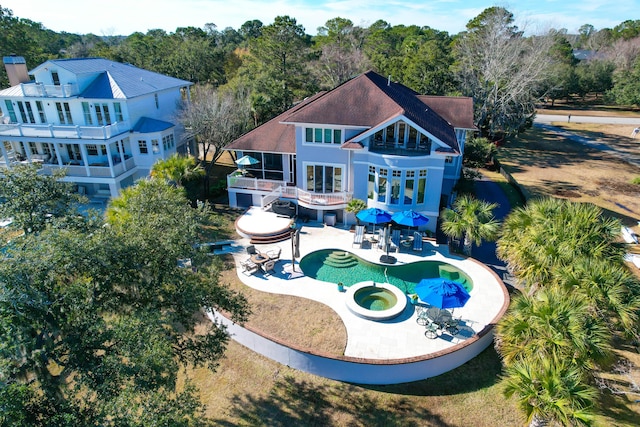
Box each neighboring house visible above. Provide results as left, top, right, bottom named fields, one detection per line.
left=0, top=56, right=192, bottom=197
left=224, top=71, right=476, bottom=231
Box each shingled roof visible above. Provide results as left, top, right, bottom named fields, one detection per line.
left=226, top=71, right=473, bottom=154
left=224, top=92, right=325, bottom=154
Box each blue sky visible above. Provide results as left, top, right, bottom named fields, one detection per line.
left=4, top=0, right=638, bottom=36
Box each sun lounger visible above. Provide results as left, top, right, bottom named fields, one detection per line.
left=390, top=229, right=401, bottom=253
left=352, top=225, right=365, bottom=248
left=412, top=231, right=423, bottom=252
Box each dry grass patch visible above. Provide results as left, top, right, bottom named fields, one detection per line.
left=498, top=125, right=640, bottom=227
left=218, top=259, right=347, bottom=355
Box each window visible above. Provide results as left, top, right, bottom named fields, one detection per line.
left=55, top=102, right=73, bottom=124
left=35, top=101, right=46, bottom=123
left=95, top=104, right=111, bottom=125
left=16, top=102, right=27, bottom=122
left=42, top=144, right=51, bottom=156
left=397, top=123, right=406, bottom=147
left=306, top=164, right=343, bottom=193
left=390, top=170, right=402, bottom=204
left=405, top=171, right=415, bottom=205
left=82, top=102, right=93, bottom=125
left=138, top=140, right=148, bottom=154
left=24, top=103, right=35, bottom=123
left=152, top=139, right=160, bottom=154
left=51, top=71, right=60, bottom=85
left=4, top=100, right=17, bottom=122
left=445, top=156, right=453, bottom=164
left=378, top=168, right=387, bottom=202
left=385, top=124, right=395, bottom=142
left=417, top=170, right=427, bottom=204
left=114, top=103, right=123, bottom=122
left=87, top=144, right=98, bottom=156
left=28, top=142, right=37, bottom=154
left=305, top=128, right=341, bottom=144
left=368, top=167, right=375, bottom=200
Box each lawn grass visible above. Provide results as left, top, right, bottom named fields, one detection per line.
left=186, top=119, right=640, bottom=426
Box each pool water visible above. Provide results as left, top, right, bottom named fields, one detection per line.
left=354, top=287, right=397, bottom=311
left=299, top=249, right=472, bottom=294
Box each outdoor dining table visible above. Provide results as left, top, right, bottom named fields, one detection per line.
left=250, top=253, right=270, bottom=265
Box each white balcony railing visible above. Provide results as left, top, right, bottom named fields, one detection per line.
left=20, top=82, right=79, bottom=98
left=0, top=121, right=131, bottom=140
left=227, top=173, right=352, bottom=207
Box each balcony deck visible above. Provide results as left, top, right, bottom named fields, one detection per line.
left=0, top=121, right=131, bottom=140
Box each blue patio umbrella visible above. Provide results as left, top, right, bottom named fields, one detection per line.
left=414, top=278, right=470, bottom=309
left=391, top=210, right=429, bottom=228
left=356, top=208, right=392, bottom=232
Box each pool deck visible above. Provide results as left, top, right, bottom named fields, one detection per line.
left=224, top=208, right=508, bottom=361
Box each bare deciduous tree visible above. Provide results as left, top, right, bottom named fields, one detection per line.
left=454, top=7, right=554, bottom=139
left=177, top=84, right=252, bottom=194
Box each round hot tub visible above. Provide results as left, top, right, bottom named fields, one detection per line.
left=345, top=281, right=407, bottom=321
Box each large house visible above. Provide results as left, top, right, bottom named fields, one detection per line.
left=225, top=71, right=476, bottom=232
left=0, top=56, right=192, bottom=197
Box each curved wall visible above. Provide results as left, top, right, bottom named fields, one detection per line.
left=209, top=310, right=496, bottom=385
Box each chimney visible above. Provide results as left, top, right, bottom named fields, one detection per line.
left=3, top=55, right=30, bottom=86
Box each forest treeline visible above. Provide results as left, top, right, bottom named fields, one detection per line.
left=2, top=5, right=640, bottom=138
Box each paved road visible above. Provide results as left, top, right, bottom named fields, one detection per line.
left=536, top=113, right=640, bottom=126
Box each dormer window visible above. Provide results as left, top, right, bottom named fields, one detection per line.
left=51, top=71, right=60, bottom=86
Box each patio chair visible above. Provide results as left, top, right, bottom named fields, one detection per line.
left=261, top=259, right=276, bottom=275
left=352, top=225, right=365, bottom=248
left=240, top=258, right=259, bottom=276
left=266, top=246, right=282, bottom=260
left=390, top=229, right=401, bottom=253
left=412, top=231, right=423, bottom=252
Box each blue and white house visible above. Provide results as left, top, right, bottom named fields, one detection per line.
left=0, top=56, right=192, bottom=197
left=225, top=71, right=476, bottom=232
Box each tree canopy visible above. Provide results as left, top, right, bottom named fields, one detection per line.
left=0, top=171, right=249, bottom=425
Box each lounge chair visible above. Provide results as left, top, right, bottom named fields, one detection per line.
left=377, top=228, right=387, bottom=251
left=352, top=224, right=365, bottom=248
left=390, top=229, right=401, bottom=253
left=412, top=231, right=423, bottom=252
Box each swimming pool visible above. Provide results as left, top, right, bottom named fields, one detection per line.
left=299, top=249, right=473, bottom=294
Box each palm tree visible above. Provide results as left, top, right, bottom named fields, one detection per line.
left=150, top=153, right=204, bottom=188
left=497, top=198, right=623, bottom=293
left=440, top=194, right=500, bottom=255
left=345, top=198, right=367, bottom=226
left=503, top=358, right=598, bottom=427
left=495, top=285, right=612, bottom=374
left=554, top=258, right=640, bottom=338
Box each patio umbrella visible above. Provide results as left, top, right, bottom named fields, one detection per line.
left=414, top=278, right=470, bottom=310
left=356, top=208, right=392, bottom=232
left=235, top=155, right=260, bottom=166
left=391, top=210, right=429, bottom=228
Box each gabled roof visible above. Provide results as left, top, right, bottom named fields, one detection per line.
left=30, top=58, right=192, bottom=99
left=225, top=71, right=475, bottom=154
left=131, top=117, right=174, bottom=133
left=282, top=71, right=460, bottom=151
left=225, top=92, right=325, bottom=154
